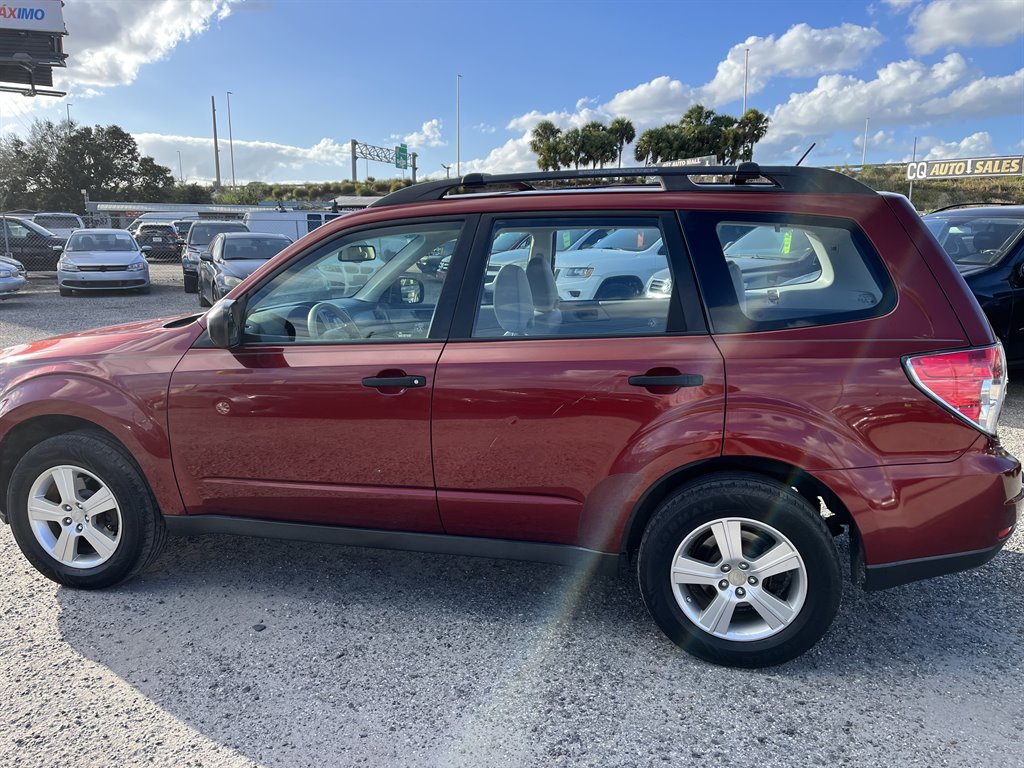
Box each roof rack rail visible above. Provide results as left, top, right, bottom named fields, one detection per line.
left=928, top=202, right=1021, bottom=213
left=367, top=163, right=874, bottom=208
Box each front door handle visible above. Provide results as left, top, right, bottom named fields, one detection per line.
left=628, top=374, right=703, bottom=388
left=362, top=375, right=427, bottom=389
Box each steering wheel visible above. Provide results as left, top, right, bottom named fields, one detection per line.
left=306, top=302, right=361, bottom=340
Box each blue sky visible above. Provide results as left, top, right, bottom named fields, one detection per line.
left=1, top=0, right=1021, bottom=184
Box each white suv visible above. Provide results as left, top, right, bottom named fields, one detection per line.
left=555, top=227, right=666, bottom=300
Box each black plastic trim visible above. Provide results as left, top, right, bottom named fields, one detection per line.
left=862, top=541, right=1007, bottom=591
left=164, top=515, right=622, bottom=575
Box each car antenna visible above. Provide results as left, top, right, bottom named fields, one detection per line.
left=795, top=142, right=816, bottom=166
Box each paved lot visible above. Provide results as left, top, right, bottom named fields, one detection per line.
left=0, top=267, right=1022, bottom=767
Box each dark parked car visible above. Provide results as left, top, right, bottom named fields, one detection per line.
left=923, top=204, right=1024, bottom=366
left=180, top=220, right=249, bottom=293
left=0, top=164, right=1018, bottom=668
left=0, top=215, right=67, bottom=270
left=132, top=222, right=180, bottom=261
left=198, top=232, right=292, bottom=307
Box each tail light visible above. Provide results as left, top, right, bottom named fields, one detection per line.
left=904, top=344, right=1007, bottom=434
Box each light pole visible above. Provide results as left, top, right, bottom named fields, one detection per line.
left=441, top=163, right=451, bottom=179
left=226, top=91, right=236, bottom=187
left=65, top=103, right=72, bottom=126
left=861, top=117, right=869, bottom=168
left=176, top=150, right=184, bottom=182
left=456, top=74, right=461, bottom=176
left=742, top=48, right=749, bottom=113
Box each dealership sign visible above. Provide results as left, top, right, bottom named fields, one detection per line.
left=906, top=155, right=1024, bottom=181
left=0, top=0, right=63, bottom=33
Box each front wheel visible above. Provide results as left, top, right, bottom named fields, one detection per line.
left=637, top=473, right=841, bottom=668
left=6, top=431, right=167, bottom=589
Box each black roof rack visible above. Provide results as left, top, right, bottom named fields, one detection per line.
left=367, top=163, right=874, bottom=208
left=928, top=202, right=1023, bottom=213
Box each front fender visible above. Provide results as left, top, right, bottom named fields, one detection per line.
left=0, top=372, right=184, bottom=516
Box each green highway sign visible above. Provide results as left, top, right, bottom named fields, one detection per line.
left=395, top=143, right=408, bottom=170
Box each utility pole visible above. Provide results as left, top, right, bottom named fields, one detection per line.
left=350, top=139, right=357, bottom=182
left=177, top=150, right=184, bottom=182
left=65, top=102, right=72, bottom=126
left=411, top=152, right=418, bottom=184
left=742, top=48, right=749, bottom=113
left=211, top=95, right=222, bottom=189
left=226, top=91, right=236, bottom=186
left=456, top=73, right=462, bottom=176
left=861, top=117, right=869, bottom=168
left=908, top=136, right=917, bottom=204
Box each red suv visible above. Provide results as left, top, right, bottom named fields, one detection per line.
left=0, top=165, right=1018, bottom=667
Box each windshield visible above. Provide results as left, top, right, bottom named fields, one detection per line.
left=189, top=222, right=248, bottom=246
left=586, top=228, right=660, bottom=251
left=491, top=231, right=527, bottom=252
left=224, top=237, right=291, bottom=260
left=34, top=215, right=80, bottom=230
left=66, top=232, right=138, bottom=252
left=923, top=214, right=1024, bottom=267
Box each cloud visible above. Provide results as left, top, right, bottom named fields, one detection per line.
left=854, top=129, right=897, bottom=150
left=474, top=123, right=496, bottom=134
left=908, top=0, right=1024, bottom=54
left=917, top=131, right=995, bottom=160
left=760, top=53, right=1016, bottom=146
left=134, top=133, right=352, bottom=184
left=881, top=0, right=917, bottom=8
left=58, top=0, right=237, bottom=89
left=700, top=24, right=885, bottom=106
left=403, top=118, right=445, bottom=149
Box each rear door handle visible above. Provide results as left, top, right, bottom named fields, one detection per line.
left=628, top=374, right=703, bottom=388
left=362, top=375, right=428, bottom=389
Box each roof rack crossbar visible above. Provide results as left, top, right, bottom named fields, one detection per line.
left=367, top=163, right=873, bottom=208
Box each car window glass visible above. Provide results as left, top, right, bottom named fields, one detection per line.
left=924, top=214, right=1024, bottom=266
left=711, top=219, right=894, bottom=332
left=242, top=222, right=461, bottom=346
left=189, top=223, right=248, bottom=246
left=34, top=215, right=80, bottom=230
left=5, top=220, right=30, bottom=239
left=224, top=237, right=290, bottom=260
left=472, top=220, right=673, bottom=339
left=67, top=232, right=137, bottom=251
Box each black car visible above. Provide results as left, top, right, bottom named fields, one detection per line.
left=923, top=204, right=1024, bottom=365
left=181, top=220, right=249, bottom=293
left=132, top=222, right=180, bottom=261
left=0, top=216, right=67, bottom=270
left=198, top=232, right=292, bottom=307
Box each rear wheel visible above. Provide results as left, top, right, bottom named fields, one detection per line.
left=596, top=277, right=642, bottom=300
left=6, top=431, right=167, bottom=589
left=637, top=473, right=841, bottom=668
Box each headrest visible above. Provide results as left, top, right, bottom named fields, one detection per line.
left=493, top=264, right=533, bottom=335
left=526, top=255, right=559, bottom=312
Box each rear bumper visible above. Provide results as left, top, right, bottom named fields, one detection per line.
left=819, top=435, right=1021, bottom=589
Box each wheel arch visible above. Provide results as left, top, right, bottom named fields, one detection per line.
left=621, top=455, right=857, bottom=570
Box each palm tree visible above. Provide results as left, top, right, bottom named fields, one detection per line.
left=609, top=118, right=636, bottom=168
left=529, top=120, right=563, bottom=171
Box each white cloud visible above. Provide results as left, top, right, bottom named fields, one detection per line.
left=908, top=0, right=1024, bottom=54
left=134, top=133, right=351, bottom=185
left=59, top=0, right=238, bottom=89
left=918, top=131, right=995, bottom=160
left=854, top=129, right=897, bottom=150
left=474, top=123, right=496, bottom=134
left=700, top=24, right=885, bottom=106
left=882, top=0, right=918, bottom=8
left=403, top=118, right=445, bottom=149
left=761, top=53, right=986, bottom=144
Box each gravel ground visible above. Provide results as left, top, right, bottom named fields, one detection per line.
left=0, top=267, right=1022, bottom=767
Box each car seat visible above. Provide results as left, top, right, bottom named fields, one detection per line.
left=526, top=255, right=561, bottom=335
left=972, top=231, right=1003, bottom=253
left=493, top=264, right=533, bottom=336
left=727, top=259, right=747, bottom=314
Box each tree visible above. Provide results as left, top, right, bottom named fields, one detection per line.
left=608, top=118, right=635, bottom=168
left=561, top=128, right=584, bottom=170
left=529, top=120, right=563, bottom=171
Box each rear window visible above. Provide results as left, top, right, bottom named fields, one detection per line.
left=223, top=237, right=291, bottom=260
left=34, top=214, right=81, bottom=230
left=683, top=212, right=895, bottom=333
left=188, top=222, right=248, bottom=246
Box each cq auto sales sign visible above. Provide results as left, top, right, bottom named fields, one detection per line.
left=906, top=155, right=1024, bottom=181
left=0, top=0, right=64, bottom=33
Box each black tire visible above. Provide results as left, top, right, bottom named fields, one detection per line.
left=596, top=278, right=641, bottom=300
left=6, top=430, right=167, bottom=589
left=183, top=273, right=198, bottom=294
left=637, top=472, right=841, bottom=668
left=137, top=285, right=151, bottom=295
left=58, top=287, right=72, bottom=297
left=198, top=285, right=211, bottom=307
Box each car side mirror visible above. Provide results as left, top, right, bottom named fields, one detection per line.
left=141, top=245, right=152, bottom=253
left=388, top=277, right=423, bottom=305
left=200, top=251, right=213, bottom=262
left=207, top=298, right=244, bottom=348
left=339, top=244, right=376, bottom=262
left=50, top=244, right=64, bottom=251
